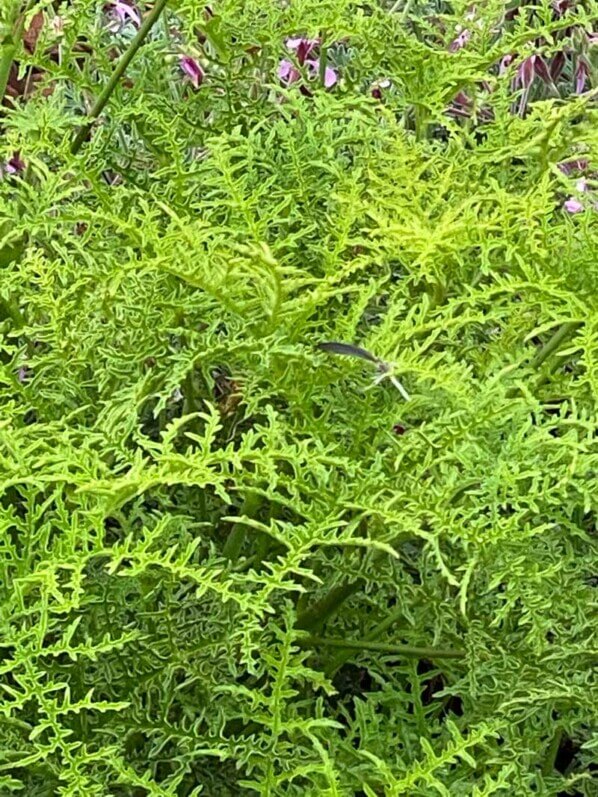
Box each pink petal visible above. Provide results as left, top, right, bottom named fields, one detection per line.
left=1, top=151, right=25, bottom=178
left=533, top=56, right=552, bottom=86
left=112, top=1, right=141, bottom=27
left=286, top=37, right=319, bottom=51
left=180, top=55, right=204, bottom=88
left=575, top=60, right=588, bottom=94
left=517, top=55, right=536, bottom=89
left=278, top=59, right=300, bottom=84
left=306, top=59, right=337, bottom=88
left=499, top=54, right=515, bottom=75
left=286, top=36, right=319, bottom=65
left=550, top=51, right=566, bottom=82
left=286, top=37, right=305, bottom=49
left=552, top=0, right=574, bottom=14
left=323, top=65, right=338, bottom=88
left=564, top=197, right=584, bottom=213
left=449, top=29, right=471, bottom=53
left=558, top=158, right=589, bottom=175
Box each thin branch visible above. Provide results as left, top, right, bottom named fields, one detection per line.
left=542, top=728, right=563, bottom=776
left=303, top=635, right=465, bottom=660
left=324, top=605, right=406, bottom=675
left=295, top=581, right=363, bottom=631
left=222, top=493, right=262, bottom=562
left=531, top=321, right=582, bottom=370
left=71, top=0, right=169, bottom=154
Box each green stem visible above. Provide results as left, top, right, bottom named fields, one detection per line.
left=318, top=42, right=328, bottom=86
left=182, top=368, right=201, bottom=417
left=71, top=0, right=169, bottom=154
left=304, top=635, right=465, bottom=660
left=222, top=493, right=262, bottom=562
left=531, top=321, right=582, bottom=370
left=0, top=1, right=31, bottom=112
left=0, top=40, right=16, bottom=110
left=388, top=0, right=416, bottom=20
left=295, top=581, right=363, bottom=631
left=324, top=604, right=406, bottom=675
left=542, top=727, right=563, bottom=777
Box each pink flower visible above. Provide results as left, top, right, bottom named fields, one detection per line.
left=552, top=0, right=574, bottom=14
left=286, top=37, right=319, bottom=65
left=499, top=54, right=515, bottom=75
left=575, top=59, right=589, bottom=94
left=108, top=1, right=140, bottom=29
left=371, top=78, right=391, bottom=100
left=516, top=55, right=538, bottom=89
left=550, top=51, right=566, bottom=82
left=306, top=59, right=338, bottom=88
left=564, top=197, right=584, bottom=213
left=446, top=90, right=473, bottom=118
left=449, top=28, right=471, bottom=52
left=278, top=59, right=300, bottom=85
left=0, top=152, right=25, bottom=179
left=179, top=55, right=204, bottom=89
left=514, top=55, right=553, bottom=114
left=277, top=37, right=338, bottom=90
left=558, top=159, right=589, bottom=175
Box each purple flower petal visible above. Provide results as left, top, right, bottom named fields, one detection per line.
left=564, top=197, right=584, bottom=213
left=286, top=37, right=319, bottom=65
left=552, top=0, right=574, bottom=14
left=558, top=158, right=589, bottom=175
left=550, top=51, right=566, bottom=81
left=499, top=54, right=515, bottom=75
left=371, top=78, right=391, bottom=100
left=111, top=1, right=141, bottom=27
left=446, top=91, right=472, bottom=118
left=8, top=152, right=25, bottom=172
left=449, top=28, right=471, bottom=53
left=516, top=55, right=536, bottom=89
left=180, top=55, right=204, bottom=88
left=278, top=58, right=300, bottom=84
left=575, top=60, right=589, bottom=94
left=0, top=151, right=25, bottom=179
left=306, top=59, right=337, bottom=88
left=533, top=56, right=553, bottom=86
left=323, top=65, right=338, bottom=88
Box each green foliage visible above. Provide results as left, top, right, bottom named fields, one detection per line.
left=0, top=0, right=597, bottom=793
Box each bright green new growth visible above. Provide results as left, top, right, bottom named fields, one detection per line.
left=0, top=0, right=597, bottom=794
